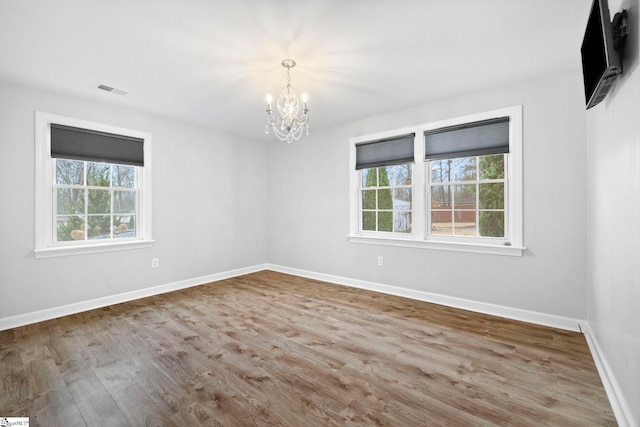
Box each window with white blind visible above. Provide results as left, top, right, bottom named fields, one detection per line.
left=35, top=112, right=153, bottom=258
left=349, top=106, right=523, bottom=256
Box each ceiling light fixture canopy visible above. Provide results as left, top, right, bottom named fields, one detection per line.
left=265, top=59, right=309, bottom=143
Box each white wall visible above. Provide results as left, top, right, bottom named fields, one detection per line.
left=586, top=0, right=640, bottom=424
left=0, top=80, right=268, bottom=320
left=267, top=70, right=588, bottom=321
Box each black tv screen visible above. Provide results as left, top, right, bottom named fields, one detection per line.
left=581, top=0, right=622, bottom=109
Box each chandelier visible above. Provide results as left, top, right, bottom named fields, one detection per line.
left=265, top=59, right=309, bottom=143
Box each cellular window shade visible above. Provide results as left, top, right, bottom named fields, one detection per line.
left=355, top=133, right=415, bottom=170
left=50, top=124, right=144, bottom=167
left=424, top=117, right=509, bottom=160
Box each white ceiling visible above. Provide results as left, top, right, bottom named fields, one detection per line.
left=0, top=0, right=590, bottom=139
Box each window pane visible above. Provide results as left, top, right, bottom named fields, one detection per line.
left=87, top=162, right=111, bottom=187
left=363, top=211, right=376, bottom=231
left=377, top=189, right=393, bottom=209
left=431, top=159, right=453, bottom=183
left=479, top=155, right=505, bottom=180
left=431, top=185, right=452, bottom=209
left=362, top=190, right=376, bottom=210
left=113, top=165, right=135, bottom=188
left=115, top=215, right=136, bottom=237
left=377, top=167, right=391, bottom=187
left=378, top=211, right=393, bottom=232
left=454, top=184, right=476, bottom=209
left=394, top=211, right=411, bottom=233
left=454, top=211, right=476, bottom=236
left=88, top=215, right=110, bottom=239
left=479, top=183, right=504, bottom=209
left=361, top=163, right=413, bottom=235
left=114, top=191, right=136, bottom=214
left=393, top=188, right=412, bottom=210
left=479, top=211, right=504, bottom=237
left=56, top=159, right=84, bottom=185
left=362, top=168, right=377, bottom=188
left=431, top=211, right=452, bottom=235
left=454, top=157, right=476, bottom=181
left=57, top=188, right=85, bottom=215
left=88, top=189, right=111, bottom=214
left=57, top=215, right=86, bottom=241
left=386, top=164, right=412, bottom=186
left=429, top=154, right=506, bottom=239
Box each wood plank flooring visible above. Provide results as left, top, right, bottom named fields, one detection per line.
left=0, top=271, right=616, bottom=426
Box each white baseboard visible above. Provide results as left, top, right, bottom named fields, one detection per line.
left=2, top=262, right=583, bottom=333
left=583, top=324, right=636, bottom=427
left=266, top=264, right=585, bottom=332
left=0, top=263, right=267, bottom=331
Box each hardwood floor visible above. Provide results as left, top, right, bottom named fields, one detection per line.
left=1, top=271, right=616, bottom=426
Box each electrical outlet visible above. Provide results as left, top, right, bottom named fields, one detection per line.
left=377, top=256, right=383, bottom=267
left=151, top=258, right=159, bottom=268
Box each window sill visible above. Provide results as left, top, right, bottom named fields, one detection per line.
left=34, top=239, right=154, bottom=259
left=347, top=234, right=524, bottom=256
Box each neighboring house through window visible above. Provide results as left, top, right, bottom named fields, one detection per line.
left=35, top=112, right=153, bottom=258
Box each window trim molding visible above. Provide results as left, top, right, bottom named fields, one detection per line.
left=347, top=234, right=524, bottom=256
left=348, top=105, right=523, bottom=256
left=34, top=111, right=153, bottom=258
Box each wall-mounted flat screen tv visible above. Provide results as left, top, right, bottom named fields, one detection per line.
left=581, top=0, right=622, bottom=109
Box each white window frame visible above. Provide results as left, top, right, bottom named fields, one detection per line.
left=348, top=106, right=523, bottom=256
left=34, top=111, right=154, bottom=258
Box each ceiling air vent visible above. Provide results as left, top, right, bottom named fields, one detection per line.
left=97, top=84, right=128, bottom=96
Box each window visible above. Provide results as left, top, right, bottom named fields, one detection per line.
left=361, top=164, right=413, bottom=233
left=54, top=160, right=138, bottom=242
left=429, top=155, right=506, bottom=238
left=355, top=134, right=414, bottom=234
left=349, top=106, right=523, bottom=256
left=425, top=116, right=511, bottom=244
left=35, top=112, right=153, bottom=258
